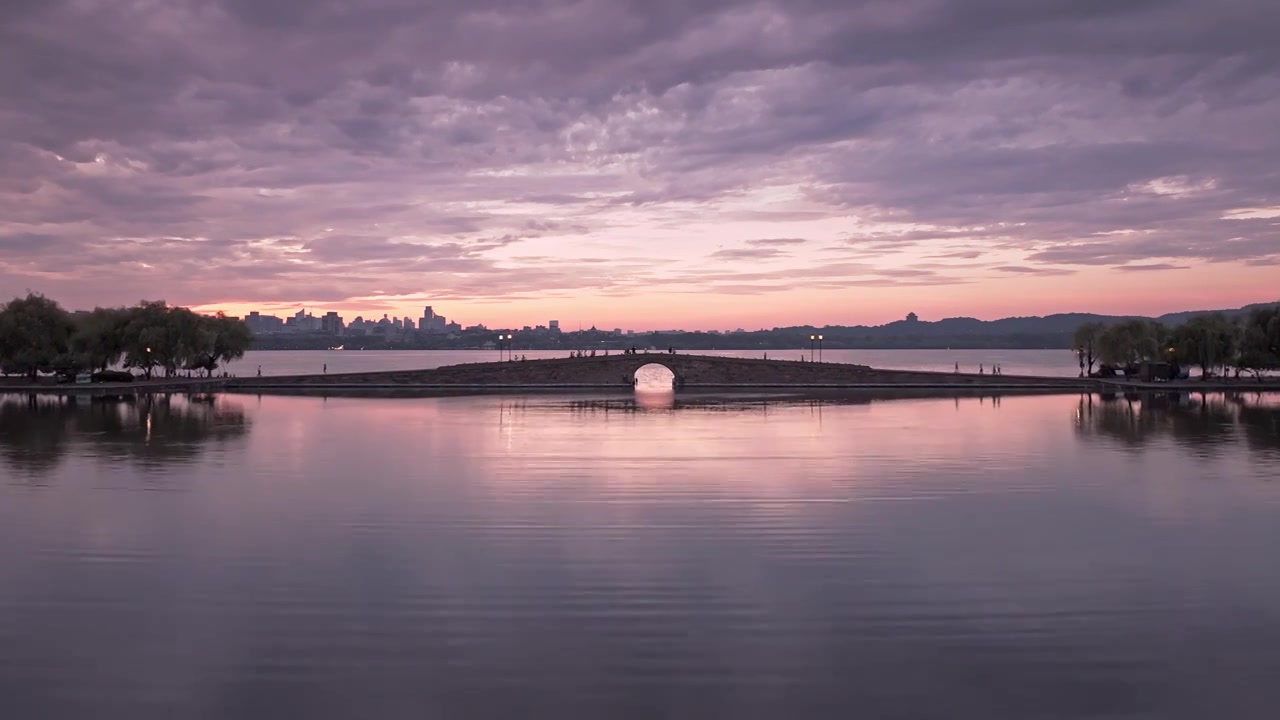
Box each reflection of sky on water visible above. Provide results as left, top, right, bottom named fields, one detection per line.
left=1, top=391, right=1279, bottom=717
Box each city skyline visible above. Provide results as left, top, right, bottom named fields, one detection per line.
left=3, top=1, right=1279, bottom=329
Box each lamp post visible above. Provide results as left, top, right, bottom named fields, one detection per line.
left=809, top=334, right=823, bottom=362
left=503, top=333, right=514, bottom=361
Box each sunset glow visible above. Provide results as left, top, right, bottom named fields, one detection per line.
left=2, top=1, right=1277, bottom=328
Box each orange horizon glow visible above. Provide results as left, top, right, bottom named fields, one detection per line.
left=190, top=261, right=1279, bottom=331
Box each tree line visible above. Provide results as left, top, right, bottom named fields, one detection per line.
left=1072, top=307, right=1280, bottom=380
left=0, top=293, right=252, bottom=382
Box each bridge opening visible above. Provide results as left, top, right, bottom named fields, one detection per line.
left=633, top=363, right=677, bottom=393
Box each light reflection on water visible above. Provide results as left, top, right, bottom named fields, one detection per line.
left=1, top=390, right=1279, bottom=718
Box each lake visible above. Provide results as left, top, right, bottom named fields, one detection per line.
left=228, top=348, right=1082, bottom=378
left=2, top=389, right=1279, bottom=718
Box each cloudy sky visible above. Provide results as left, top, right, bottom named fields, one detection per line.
left=2, top=0, right=1278, bottom=329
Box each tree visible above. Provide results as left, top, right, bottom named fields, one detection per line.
left=185, top=314, right=253, bottom=377
left=1168, top=313, right=1239, bottom=379
left=0, top=293, right=76, bottom=381
left=120, top=301, right=176, bottom=380
left=71, top=307, right=130, bottom=373
left=1097, top=320, right=1163, bottom=367
left=1072, top=321, right=1105, bottom=376
left=1237, top=307, right=1280, bottom=381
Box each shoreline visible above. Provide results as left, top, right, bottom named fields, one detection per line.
left=4, top=370, right=1280, bottom=397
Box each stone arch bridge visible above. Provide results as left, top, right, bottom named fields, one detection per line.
left=233, top=353, right=1087, bottom=391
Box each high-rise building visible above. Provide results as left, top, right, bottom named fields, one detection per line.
left=420, top=306, right=449, bottom=333
left=549, top=320, right=560, bottom=332
left=320, top=311, right=345, bottom=335
left=285, top=308, right=321, bottom=332
left=244, top=311, right=284, bottom=334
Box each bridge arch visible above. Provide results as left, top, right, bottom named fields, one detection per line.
left=632, top=361, right=680, bottom=391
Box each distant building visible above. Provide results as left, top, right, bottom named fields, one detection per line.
left=549, top=320, right=560, bottom=332
left=422, top=305, right=448, bottom=334
left=906, top=312, right=919, bottom=323
left=403, top=317, right=415, bottom=331
left=320, top=311, right=345, bottom=335
left=244, top=311, right=284, bottom=334
left=285, top=309, right=321, bottom=333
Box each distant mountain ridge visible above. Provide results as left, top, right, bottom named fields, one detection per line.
left=724, top=301, right=1280, bottom=350
left=820, top=302, right=1280, bottom=338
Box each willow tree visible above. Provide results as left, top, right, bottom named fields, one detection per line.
left=1237, top=307, right=1280, bottom=380
left=71, top=307, right=130, bottom=372
left=1072, top=321, right=1106, bottom=375
left=1097, top=320, right=1164, bottom=367
left=1168, top=313, right=1239, bottom=379
left=186, top=313, right=253, bottom=377
left=120, top=301, right=190, bottom=379
left=0, top=293, right=76, bottom=381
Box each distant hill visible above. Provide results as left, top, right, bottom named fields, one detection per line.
left=731, top=301, right=1280, bottom=350
left=861, top=303, right=1279, bottom=338
left=1152, top=302, right=1279, bottom=327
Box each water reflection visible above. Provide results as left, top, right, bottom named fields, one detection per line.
left=0, top=393, right=250, bottom=476
left=3, top=391, right=1280, bottom=718
left=1075, top=392, right=1280, bottom=460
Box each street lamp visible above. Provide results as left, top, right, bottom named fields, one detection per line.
left=502, top=333, right=514, bottom=360
left=1076, top=347, right=1085, bottom=377
left=809, top=334, right=823, bottom=362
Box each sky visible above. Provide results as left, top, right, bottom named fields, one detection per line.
left=2, top=0, right=1278, bottom=331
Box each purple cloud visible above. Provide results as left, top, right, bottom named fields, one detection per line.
left=0, top=0, right=1277, bottom=320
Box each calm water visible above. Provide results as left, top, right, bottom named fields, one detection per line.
left=2, top=390, right=1279, bottom=718
left=229, top=348, right=1081, bottom=377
